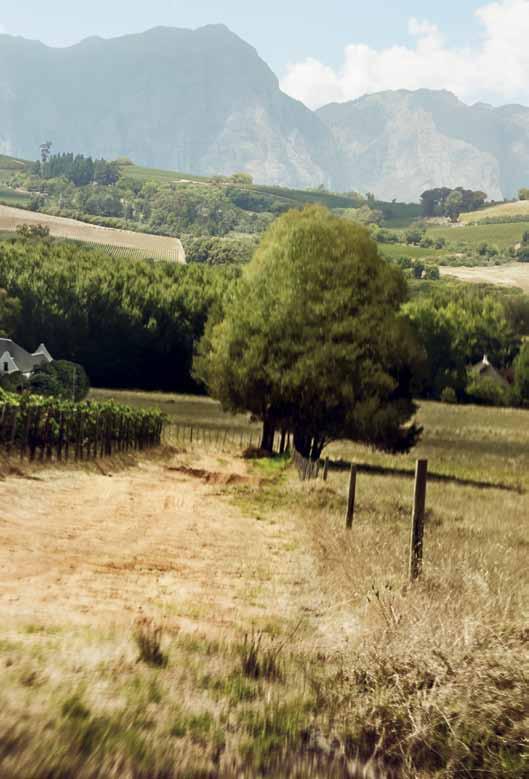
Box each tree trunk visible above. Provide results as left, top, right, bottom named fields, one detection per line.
left=260, top=416, right=276, bottom=452
left=293, top=427, right=311, bottom=459
left=294, top=427, right=325, bottom=461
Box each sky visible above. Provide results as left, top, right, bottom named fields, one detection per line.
left=2, top=0, right=529, bottom=108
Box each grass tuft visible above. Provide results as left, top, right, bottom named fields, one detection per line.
left=133, top=617, right=168, bottom=667
left=239, top=632, right=284, bottom=681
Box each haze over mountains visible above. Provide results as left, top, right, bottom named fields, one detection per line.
left=1, top=24, right=529, bottom=200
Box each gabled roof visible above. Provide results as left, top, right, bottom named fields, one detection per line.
left=0, top=339, right=53, bottom=373
left=470, top=354, right=509, bottom=387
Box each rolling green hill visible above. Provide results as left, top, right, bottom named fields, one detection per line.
left=118, top=161, right=363, bottom=210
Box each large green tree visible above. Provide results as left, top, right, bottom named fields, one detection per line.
left=513, top=341, right=529, bottom=406
left=405, top=287, right=518, bottom=399
left=0, top=288, right=20, bottom=337
left=195, top=206, right=422, bottom=458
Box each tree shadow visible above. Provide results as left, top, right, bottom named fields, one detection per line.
left=326, top=458, right=523, bottom=494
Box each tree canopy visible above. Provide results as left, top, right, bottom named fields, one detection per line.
left=195, top=206, right=422, bottom=457
left=0, top=239, right=237, bottom=392
left=420, top=187, right=487, bottom=219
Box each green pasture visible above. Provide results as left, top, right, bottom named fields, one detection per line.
left=379, top=242, right=446, bottom=260
left=0, top=188, right=32, bottom=206
left=426, top=220, right=529, bottom=249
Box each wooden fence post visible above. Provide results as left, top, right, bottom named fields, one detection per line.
left=323, top=457, right=329, bottom=481
left=345, top=464, right=357, bottom=529
left=409, top=459, right=428, bottom=581
left=7, top=407, right=18, bottom=455
left=20, top=407, right=32, bottom=460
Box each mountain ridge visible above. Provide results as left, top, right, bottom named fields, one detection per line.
left=2, top=27, right=529, bottom=199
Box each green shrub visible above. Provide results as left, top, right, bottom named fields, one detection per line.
left=466, top=375, right=512, bottom=406
left=29, top=360, right=90, bottom=401
left=440, top=386, right=457, bottom=404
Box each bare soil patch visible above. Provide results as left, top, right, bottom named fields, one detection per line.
left=0, top=449, right=321, bottom=639
left=440, top=261, right=529, bottom=291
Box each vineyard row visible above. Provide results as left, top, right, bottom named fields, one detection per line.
left=0, top=394, right=165, bottom=462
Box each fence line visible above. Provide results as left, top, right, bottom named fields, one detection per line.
left=164, top=423, right=294, bottom=455
left=164, top=422, right=259, bottom=451
left=292, top=447, right=320, bottom=480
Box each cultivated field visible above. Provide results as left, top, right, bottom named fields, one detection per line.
left=427, top=219, right=529, bottom=249
left=1, top=397, right=528, bottom=776
left=461, top=199, right=529, bottom=223
left=0, top=204, right=186, bottom=263
left=440, top=261, right=529, bottom=291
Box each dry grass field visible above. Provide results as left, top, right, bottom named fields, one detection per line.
left=440, top=261, right=529, bottom=292
left=460, top=199, right=529, bottom=223
left=0, top=399, right=528, bottom=777
left=0, top=204, right=186, bottom=263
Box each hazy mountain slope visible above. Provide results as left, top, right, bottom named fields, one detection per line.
left=3, top=26, right=529, bottom=199
left=317, top=90, right=529, bottom=201
left=0, top=26, right=342, bottom=189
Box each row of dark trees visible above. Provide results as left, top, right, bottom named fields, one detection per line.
left=420, top=187, right=487, bottom=221
left=32, top=153, right=120, bottom=187
left=0, top=240, right=237, bottom=392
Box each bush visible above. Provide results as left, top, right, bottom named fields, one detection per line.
left=513, top=341, right=529, bottom=406
left=466, top=375, right=512, bottom=406
left=423, top=265, right=440, bottom=280
left=440, top=386, right=457, bottom=404
left=16, top=223, right=50, bottom=240
left=419, top=236, right=434, bottom=249
left=29, top=360, right=90, bottom=401
left=405, top=228, right=425, bottom=246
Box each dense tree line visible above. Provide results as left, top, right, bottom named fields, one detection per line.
left=0, top=240, right=237, bottom=391
left=420, top=187, right=487, bottom=220
left=182, top=235, right=259, bottom=265
left=406, top=285, right=529, bottom=402
left=32, top=153, right=120, bottom=187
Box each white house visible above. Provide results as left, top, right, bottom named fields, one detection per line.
left=0, top=339, right=53, bottom=378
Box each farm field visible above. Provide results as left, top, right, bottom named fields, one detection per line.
left=0, top=204, right=186, bottom=263
left=91, top=388, right=259, bottom=433
left=0, top=188, right=31, bottom=207
left=1, top=397, right=527, bottom=776
left=460, top=199, right=529, bottom=223
left=0, top=154, right=28, bottom=182
left=439, top=261, right=529, bottom=292
left=426, top=219, right=529, bottom=249
left=379, top=242, right=447, bottom=260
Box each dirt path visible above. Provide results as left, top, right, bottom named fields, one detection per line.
left=0, top=450, right=327, bottom=645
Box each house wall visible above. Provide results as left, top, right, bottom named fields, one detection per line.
left=0, top=351, right=19, bottom=375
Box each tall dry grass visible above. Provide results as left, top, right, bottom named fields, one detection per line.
left=294, top=401, right=529, bottom=776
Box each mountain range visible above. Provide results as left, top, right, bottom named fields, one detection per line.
left=1, top=25, right=529, bottom=200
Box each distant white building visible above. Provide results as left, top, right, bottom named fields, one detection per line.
left=0, top=339, right=53, bottom=378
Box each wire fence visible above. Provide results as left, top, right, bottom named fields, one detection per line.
left=292, top=448, right=321, bottom=480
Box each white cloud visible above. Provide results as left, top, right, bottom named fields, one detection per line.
left=281, top=0, right=529, bottom=109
